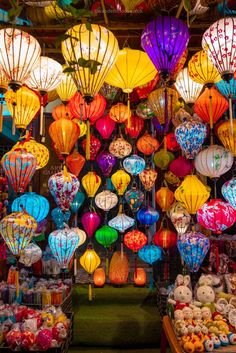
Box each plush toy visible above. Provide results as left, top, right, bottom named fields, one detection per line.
left=203, top=338, right=214, bottom=351
left=194, top=275, right=219, bottom=313
left=168, top=274, right=192, bottom=311
left=183, top=340, right=195, bottom=353
left=201, top=307, right=212, bottom=322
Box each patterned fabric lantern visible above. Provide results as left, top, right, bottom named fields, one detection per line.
left=95, top=115, right=115, bottom=139
left=12, top=192, right=49, bottom=223
left=222, top=178, right=236, bottom=209
left=81, top=211, right=101, bottom=238
left=153, top=228, right=177, bottom=249
left=134, top=73, right=159, bottom=99
left=175, top=120, right=207, bottom=159
left=108, top=213, right=135, bottom=233
left=48, top=168, right=80, bottom=211
left=123, top=155, right=146, bottom=176
left=136, top=133, right=159, bottom=155
left=71, top=228, right=87, bottom=248
left=169, top=48, right=188, bottom=83
left=172, top=108, right=192, bottom=128
left=95, top=190, right=118, bottom=211
left=216, top=78, right=236, bottom=100
left=125, top=115, right=144, bottom=138
left=96, top=151, right=116, bottom=177
left=66, top=150, right=85, bottom=177
left=81, top=135, right=101, bottom=161
left=56, top=71, right=77, bottom=103
left=124, top=230, right=147, bottom=252
left=51, top=207, right=71, bottom=229
left=48, top=228, right=79, bottom=269
left=137, top=206, right=159, bottom=225
left=49, top=119, right=80, bottom=156
left=0, top=212, right=37, bottom=256
left=168, top=202, right=191, bottom=235
left=52, top=103, right=73, bottom=121
left=165, top=132, right=180, bottom=152
left=141, top=16, right=190, bottom=81
left=153, top=149, right=175, bottom=170
left=109, top=103, right=130, bottom=124
left=125, top=187, right=144, bottom=212
left=195, top=145, right=234, bottom=178
left=178, top=232, right=210, bottom=272
left=169, top=156, right=193, bottom=178
left=100, top=82, right=119, bottom=100
left=136, top=100, right=155, bottom=120
left=174, top=175, right=210, bottom=214
left=95, top=225, right=118, bottom=248
left=111, top=169, right=131, bottom=196
left=175, top=68, right=203, bottom=104
left=216, top=120, right=236, bottom=157
left=138, top=244, right=162, bottom=265
left=81, top=171, right=101, bottom=198
left=155, top=186, right=174, bottom=212
left=139, top=168, right=157, bottom=192
left=197, top=199, right=236, bottom=234
left=19, top=243, right=42, bottom=267
left=70, top=191, right=85, bottom=213
left=1, top=150, right=37, bottom=194
left=109, top=136, right=132, bottom=159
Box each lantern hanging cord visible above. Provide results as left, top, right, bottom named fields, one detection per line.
left=228, top=94, right=234, bottom=136
left=127, top=93, right=131, bottom=129
left=209, top=93, right=214, bottom=145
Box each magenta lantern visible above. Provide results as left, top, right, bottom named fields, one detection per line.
left=169, top=156, right=193, bottom=178
left=95, top=115, right=116, bottom=139
left=81, top=135, right=101, bottom=161
left=81, top=211, right=101, bottom=238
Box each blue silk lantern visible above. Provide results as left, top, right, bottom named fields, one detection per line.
left=137, top=206, right=159, bottom=226
left=48, top=227, right=79, bottom=270
left=222, top=178, right=236, bottom=209
left=12, top=192, right=49, bottom=223
left=125, top=186, right=144, bottom=212
left=123, top=155, right=146, bottom=176
left=51, top=207, right=71, bottom=230
left=138, top=244, right=162, bottom=265
left=70, top=190, right=85, bottom=213
left=216, top=78, right=236, bottom=100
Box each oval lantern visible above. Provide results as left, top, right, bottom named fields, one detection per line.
left=81, top=171, right=101, bottom=198
left=138, top=244, right=162, bottom=265
left=155, top=186, right=174, bottom=212
left=108, top=213, right=135, bottom=233
left=95, top=190, right=118, bottom=211
left=95, top=225, right=118, bottom=248
left=96, top=152, right=116, bottom=177
left=222, top=178, right=236, bottom=209
left=70, top=191, right=85, bottom=213
left=66, top=150, right=86, bottom=177
left=109, top=103, right=130, bottom=124
left=125, top=115, right=144, bottom=138
left=195, top=145, right=234, bottom=178
left=95, top=115, right=115, bottom=139
left=109, top=136, right=132, bottom=158
left=124, top=230, right=147, bottom=253
left=93, top=268, right=106, bottom=287
left=52, top=103, right=73, bottom=121
left=165, top=132, right=180, bottom=152
left=1, top=150, right=37, bottom=194
left=169, top=156, right=193, bottom=178
left=12, top=192, right=49, bottom=223
left=136, top=133, right=159, bottom=155
left=216, top=120, right=236, bottom=157
left=81, top=211, right=101, bottom=238
left=123, top=155, right=146, bottom=176
left=153, top=149, right=175, bottom=170
left=19, top=242, right=42, bottom=267
left=111, top=169, right=131, bottom=196
left=80, top=247, right=101, bottom=273
left=168, top=202, right=191, bottom=235
left=125, top=187, right=144, bottom=213
left=71, top=228, right=87, bottom=248
left=136, top=100, right=155, bottom=120
left=137, top=206, right=159, bottom=226
left=139, top=168, right=157, bottom=192
left=197, top=199, right=236, bottom=234
left=109, top=251, right=129, bottom=285
left=175, top=67, right=203, bottom=104
left=81, top=134, right=101, bottom=161
left=49, top=119, right=80, bottom=156
left=153, top=228, right=177, bottom=250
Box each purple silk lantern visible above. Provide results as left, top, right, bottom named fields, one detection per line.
left=141, top=16, right=190, bottom=81
left=81, top=211, right=101, bottom=238
left=96, top=151, right=116, bottom=177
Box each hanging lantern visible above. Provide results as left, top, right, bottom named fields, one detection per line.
left=197, top=199, right=236, bottom=234
left=49, top=119, right=80, bottom=156
left=172, top=108, right=192, bottom=128
left=66, top=150, right=85, bottom=177
left=81, top=134, right=101, bottom=161
left=125, top=115, right=144, bottom=138
left=165, top=132, right=180, bottom=152
left=109, top=251, right=129, bottom=285
left=123, top=155, right=146, bottom=176
left=0, top=212, right=37, bottom=256
left=153, top=228, right=177, bottom=250
left=12, top=192, right=49, bottom=223
left=96, top=151, right=116, bottom=177
left=45, top=1, right=72, bottom=19
left=61, top=23, right=119, bottom=99
left=195, top=145, right=234, bottom=178
left=19, top=243, right=42, bottom=267
left=222, top=178, right=236, bottom=209
left=137, top=206, right=159, bottom=225
left=70, top=191, right=85, bottom=213
left=56, top=70, right=77, bottom=104
left=175, top=68, right=203, bottom=104
left=48, top=228, right=79, bottom=269
left=216, top=119, right=236, bottom=156
left=177, top=232, right=210, bottom=272
left=141, top=16, right=190, bottom=81
left=47, top=89, right=59, bottom=102
left=80, top=247, right=101, bottom=274
left=100, top=82, right=119, bottom=100
left=134, top=73, right=159, bottom=99
left=48, top=169, right=80, bottom=212
left=81, top=171, right=101, bottom=198
left=95, top=190, right=118, bottom=211
left=124, top=230, right=147, bottom=252
left=111, top=169, right=131, bottom=196
left=0, top=28, right=41, bottom=90
left=138, top=244, right=162, bottom=265
left=168, top=202, right=191, bottom=235
left=109, top=103, right=130, bottom=124
left=5, top=86, right=40, bottom=130
left=174, top=175, right=210, bottom=214
left=169, top=156, right=193, bottom=178
left=51, top=207, right=71, bottom=230
left=81, top=211, right=101, bottom=238
left=139, top=168, right=157, bottom=192
left=136, top=100, right=155, bottom=120
left=72, top=228, right=87, bottom=247
left=52, top=103, right=73, bottom=121
left=169, top=48, right=188, bottom=83
left=175, top=120, right=207, bottom=159
left=95, top=225, right=118, bottom=247
left=155, top=186, right=174, bottom=212
left=108, top=213, right=135, bottom=233
left=153, top=149, right=175, bottom=170
left=164, top=171, right=181, bottom=186
left=1, top=150, right=37, bottom=194
left=136, top=133, right=159, bottom=155
left=72, top=120, right=87, bottom=138
left=125, top=187, right=144, bottom=212
left=216, top=77, right=236, bottom=100
left=188, top=50, right=221, bottom=86
left=109, top=136, right=132, bottom=159
left=95, top=115, right=115, bottom=139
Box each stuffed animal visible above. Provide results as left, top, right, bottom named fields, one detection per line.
left=168, top=274, right=192, bottom=311
left=194, top=275, right=219, bottom=313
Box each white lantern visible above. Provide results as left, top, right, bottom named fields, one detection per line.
left=71, top=228, right=87, bottom=247
left=168, top=202, right=191, bottom=235
left=195, top=145, right=234, bottom=178
left=108, top=213, right=135, bottom=233
left=175, top=68, right=203, bottom=104
left=95, top=190, right=118, bottom=211
left=19, top=243, right=42, bottom=267
left=0, top=28, right=41, bottom=90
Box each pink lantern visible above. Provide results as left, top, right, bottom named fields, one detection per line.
left=81, top=211, right=101, bottom=238
left=169, top=156, right=193, bottom=178
left=81, top=135, right=101, bottom=160
left=95, top=114, right=116, bottom=139
left=197, top=199, right=236, bottom=234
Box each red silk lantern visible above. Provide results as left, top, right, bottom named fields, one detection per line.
left=95, top=114, right=115, bottom=139
left=125, top=115, right=144, bottom=139
left=66, top=149, right=85, bottom=177
left=136, top=133, right=159, bottom=155
left=155, top=186, right=174, bottom=211
left=52, top=103, right=73, bottom=121
left=169, top=156, right=193, bottom=178
left=124, top=230, right=147, bottom=252
left=49, top=119, right=80, bottom=156
left=81, top=135, right=101, bottom=161
left=134, top=73, right=159, bottom=99
left=166, top=132, right=180, bottom=152
left=153, top=228, right=177, bottom=249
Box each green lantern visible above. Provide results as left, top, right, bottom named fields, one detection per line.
left=153, top=149, right=175, bottom=170
left=95, top=225, right=118, bottom=274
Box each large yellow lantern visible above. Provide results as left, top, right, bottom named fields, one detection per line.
left=111, top=169, right=131, bottom=196
left=216, top=120, right=236, bottom=157
left=61, top=24, right=119, bottom=100
left=5, top=86, right=40, bottom=130
left=81, top=171, right=101, bottom=197
left=56, top=70, right=77, bottom=104
left=174, top=175, right=210, bottom=214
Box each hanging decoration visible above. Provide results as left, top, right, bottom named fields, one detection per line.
left=222, top=178, right=236, bottom=209
left=95, top=190, right=118, bottom=211
left=216, top=120, right=236, bottom=157
left=70, top=191, right=85, bottom=214
left=109, top=251, right=129, bottom=285
left=169, top=156, right=193, bottom=178
left=164, top=171, right=181, bottom=186
left=109, top=103, right=130, bottom=124
left=56, top=70, right=77, bottom=104
left=137, top=206, right=159, bottom=226
left=96, top=151, right=116, bottom=177
left=52, top=103, right=73, bottom=121
left=80, top=246, right=101, bottom=300
left=165, top=132, right=180, bottom=152
left=123, top=155, right=146, bottom=176
left=168, top=202, right=191, bottom=235
left=136, top=133, right=159, bottom=155
left=153, top=149, right=175, bottom=170
left=82, top=171, right=101, bottom=198
left=108, top=213, right=135, bottom=233
left=100, top=82, right=119, bottom=101
left=216, top=78, right=236, bottom=100
left=51, top=207, right=71, bottom=230
left=71, top=228, right=87, bottom=248
left=136, top=100, right=155, bottom=120
left=125, top=187, right=144, bottom=213
left=124, top=230, right=147, bottom=253
left=138, top=244, right=162, bottom=265
left=169, top=48, right=188, bottom=84
left=12, top=192, right=49, bottom=223
left=175, top=68, right=203, bottom=104
left=153, top=228, right=177, bottom=250
left=172, top=108, right=192, bottom=128
left=81, top=135, right=101, bottom=161
left=95, top=115, right=116, bottom=140
left=95, top=225, right=118, bottom=248
left=139, top=167, right=157, bottom=192
left=109, top=135, right=132, bottom=159
left=111, top=169, right=131, bottom=196
left=81, top=211, right=101, bottom=238
left=49, top=119, right=80, bottom=156
left=19, top=242, right=42, bottom=267
left=125, top=115, right=144, bottom=139
left=155, top=186, right=174, bottom=212
left=66, top=150, right=86, bottom=177
left=134, top=73, right=159, bottom=99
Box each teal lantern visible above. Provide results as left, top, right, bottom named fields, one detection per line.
left=95, top=225, right=118, bottom=247
left=216, top=78, right=236, bottom=100
left=138, top=244, right=162, bottom=265
left=125, top=186, right=144, bottom=212
left=70, top=190, right=85, bottom=213
left=123, top=155, right=146, bottom=176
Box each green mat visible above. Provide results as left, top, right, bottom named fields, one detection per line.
left=71, top=285, right=162, bottom=348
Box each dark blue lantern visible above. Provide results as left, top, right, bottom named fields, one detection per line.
left=138, top=244, right=162, bottom=265
left=137, top=206, right=159, bottom=225
left=12, top=192, right=49, bottom=223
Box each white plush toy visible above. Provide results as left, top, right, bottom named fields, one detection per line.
left=194, top=275, right=219, bottom=312
left=168, top=274, right=192, bottom=311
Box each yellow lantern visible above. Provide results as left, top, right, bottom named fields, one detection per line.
left=216, top=120, right=236, bottom=157
left=72, top=119, right=87, bottom=138
left=188, top=50, right=221, bottom=86
left=174, top=175, right=210, bottom=214
left=111, top=169, right=131, bottom=196
left=56, top=70, right=77, bottom=104
left=61, top=24, right=119, bottom=100
left=155, top=186, right=174, bottom=212
left=82, top=171, right=101, bottom=197
left=47, top=90, right=59, bottom=103
left=5, top=86, right=40, bottom=130
left=44, top=1, right=72, bottom=19
left=120, top=0, right=144, bottom=11
left=148, top=87, right=179, bottom=124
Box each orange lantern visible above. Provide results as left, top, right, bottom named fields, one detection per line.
left=109, top=103, right=131, bottom=124
left=93, top=267, right=106, bottom=287
left=153, top=228, right=177, bottom=249
left=155, top=186, right=174, bottom=211
left=66, top=149, right=85, bottom=177
left=134, top=268, right=146, bottom=286
left=139, top=167, right=157, bottom=191
left=49, top=118, right=80, bottom=156
left=216, top=119, right=236, bottom=157
left=52, top=103, right=73, bottom=121
left=136, top=132, right=159, bottom=155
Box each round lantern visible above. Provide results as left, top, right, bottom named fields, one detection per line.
left=153, top=149, right=175, bottom=170
left=136, top=100, right=155, bottom=120
left=49, top=119, right=80, bottom=156
left=95, top=225, right=118, bottom=248
left=169, top=156, right=193, bottom=178
left=125, top=115, right=144, bottom=138
left=93, top=268, right=106, bottom=287
left=108, top=213, right=135, bottom=233
left=81, top=211, right=101, bottom=238
left=70, top=191, right=85, bottom=213
left=51, top=207, right=71, bottom=230
left=12, top=192, right=49, bottom=223
left=175, top=68, right=203, bottom=104
left=195, top=145, right=234, bottom=178
left=96, top=151, right=116, bottom=177
left=52, top=103, right=73, bottom=121
left=1, top=150, right=37, bottom=194
left=222, top=178, right=236, bottom=209
left=216, top=120, right=236, bottom=157
left=48, top=169, right=80, bottom=211
left=80, top=247, right=101, bottom=274
left=125, top=187, right=144, bottom=213
left=178, top=232, right=210, bottom=272
left=100, top=82, right=119, bottom=100
left=174, top=175, right=210, bottom=214
left=155, top=186, right=174, bottom=212
left=95, top=190, right=118, bottom=211
left=133, top=268, right=146, bottom=286
left=138, top=244, right=162, bottom=265
left=95, top=115, right=115, bottom=139
left=109, top=136, right=132, bottom=158
left=139, top=168, right=157, bottom=192
left=111, top=169, right=131, bottom=196
left=216, top=78, right=236, bottom=100
left=124, top=230, right=147, bottom=253
left=165, top=132, right=180, bottom=152
left=81, top=135, right=101, bottom=161
left=197, top=199, right=236, bottom=234
left=137, top=206, right=159, bottom=225
left=136, top=133, right=159, bottom=155
left=109, top=103, right=130, bottom=124
left=66, top=150, right=85, bottom=177
left=168, top=202, right=191, bottom=235
left=153, top=228, right=177, bottom=249
left=19, top=243, right=42, bottom=267
left=56, top=70, right=77, bottom=103
left=123, top=155, right=146, bottom=176
left=81, top=171, right=101, bottom=198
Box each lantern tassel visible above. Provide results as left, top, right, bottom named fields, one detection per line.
left=127, top=94, right=131, bottom=129
left=12, top=103, right=16, bottom=136
left=86, top=120, right=91, bottom=160
left=88, top=283, right=93, bottom=301
left=105, top=256, right=109, bottom=276
left=163, top=135, right=167, bottom=151
left=74, top=258, right=77, bottom=277
left=0, top=102, right=3, bottom=132
left=39, top=97, right=44, bottom=137
left=229, top=94, right=234, bottom=136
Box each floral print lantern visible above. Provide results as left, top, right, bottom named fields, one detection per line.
left=123, top=155, right=146, bottom=176
left=124, top=230, right=147, bottom=253
left=125, top=187, right=144, bottom=213
left=168, top=202, right=191, bottom=235
left=139, top=168, right=157, bottom=192
left=81, top=171, right=101, bottom=198
left=138, top=244, right=162, bottom=265
left=95, top=190, right=118, bottom=212
left=109, top=136, right=132, bottom=159
left=222, top=178, right=236, bottom=209
left=81, top=135, right=101, bottom=161
left=19, top=243, right=42, bottom=267
left=136, top=100, right=155, bottom=120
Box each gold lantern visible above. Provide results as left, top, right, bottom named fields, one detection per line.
left=56, top=70, right=77, bottom=104
left=111, top=170, right=131, bottom=196
left=72, top=119, right=87, bottom=138
left=155, top=186, right=174, bottom=212
left=82, top=171, right=101, bottom=198
left=216, top=120, right=236, bottom=157
left=49, top=119, right=80, bottom=156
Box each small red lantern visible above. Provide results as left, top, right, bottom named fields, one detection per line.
left=95, top=114, right=116, bottom=139
left=93, top=267, right=106, bottom=287
left=66, top=149, right=85, bottom=177
left=136, top=132, right=159, bottom=155
left=134, top=73, right=159, bottom=99
left=124, top=230, right=147, bottom=253
left=125, top=115, right=144, bottom=138
left=153, top=228, right=177, bottom=249
left=166, top=132, right=180, bottom=152
left=169, top=156, right=193, bottom=178
left=81, top=135, right=101, bottom=161
left=52, top=103, right=73, bottom=121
